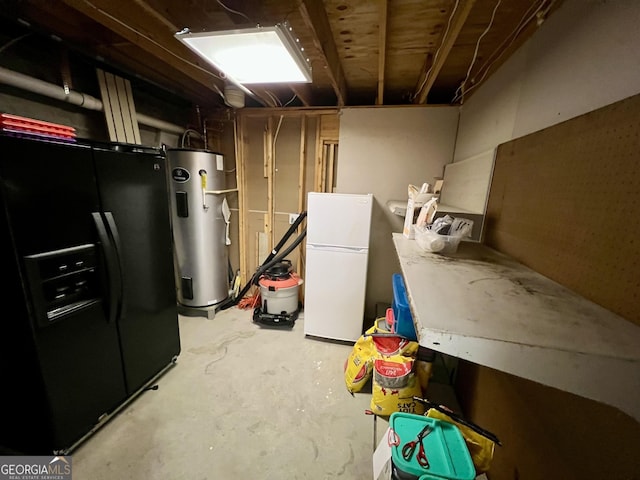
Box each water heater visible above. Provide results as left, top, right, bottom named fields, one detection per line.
left=166, top=148, right=229, bottom=309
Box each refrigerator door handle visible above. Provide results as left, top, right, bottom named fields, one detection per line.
left=103, top=212, right=126, bottom=321
left=92, top=212, right=121, bottom=323
left=306, top=244, right=368, bottom=254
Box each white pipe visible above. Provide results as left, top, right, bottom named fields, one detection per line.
left=0, top=66, right=185, bottom=135
left=136, top=113, right=184, bottom=135
left=205, top=188, right=238, bottom=195
left=0, top=66, right=102, bottom=110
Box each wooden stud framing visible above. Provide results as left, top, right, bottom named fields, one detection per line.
left=235, top=109, right=340, bottom=290
left=265, top=117, right=275, bottom=250
left=376, top=0, right=388, bottom=105
left=298, top=116, right=308, bottom=215
left=314, top=122, right=324, bottom=193
left=296, top=116, right=308, bottom=281
left=326, top=142, right=336, bottom=193
left=234, top=114, right=248, bottom=284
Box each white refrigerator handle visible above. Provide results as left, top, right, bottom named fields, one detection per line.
left=306, top=244, right=368, bottom=253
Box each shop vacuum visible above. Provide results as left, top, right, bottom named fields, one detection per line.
left=216, top=211, right=307, bottom=328
left=255, top=259, right=303, bottom=327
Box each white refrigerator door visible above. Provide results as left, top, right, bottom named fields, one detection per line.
left=303, top=244, right=369, bottom=341
left=307, top=192, right=373, bottom=248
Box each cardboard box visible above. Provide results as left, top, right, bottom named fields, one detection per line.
left=402, top=197, right=418, bottom=239
left=372, top=426, right=393, bottom=480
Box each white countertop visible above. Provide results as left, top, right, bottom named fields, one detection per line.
left=392, top=233, right=640, bottom=420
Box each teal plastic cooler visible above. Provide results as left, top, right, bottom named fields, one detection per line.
left=392, top=273, right=417, bottom=340
left=390, top=412, right=475, bottom=480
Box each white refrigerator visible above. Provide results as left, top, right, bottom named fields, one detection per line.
left=303, top=192, right=373, bottom=341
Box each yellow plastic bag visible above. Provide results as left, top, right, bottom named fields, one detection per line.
left=426, top=408, right=495, bottom=473
left=344, top=332, right=375, bottom=394
left=414, top=359, right=433, bottom=397
left=344, top=318, right=421, bottom=397
left=370, top=357, right=424, bottom=416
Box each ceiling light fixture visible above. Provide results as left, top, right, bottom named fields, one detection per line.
left=175, top=23, right=312, bottom=85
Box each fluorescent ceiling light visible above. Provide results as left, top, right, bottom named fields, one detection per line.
left=175, top=24, right=312, bottom=84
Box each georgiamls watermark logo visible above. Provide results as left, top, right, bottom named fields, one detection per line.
left=0, top=456, right=72, bottom=480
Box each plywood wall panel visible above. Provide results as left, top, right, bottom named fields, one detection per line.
left=486, top=92, right=640, bottom=326
left=244, top=116, right=269, bottom=212
left=274, top=117, right=304, bottom=213
left=456, top=361, right=640, bottom=480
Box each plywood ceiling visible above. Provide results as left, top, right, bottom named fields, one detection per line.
left=2, top=0, right=563, bottom=109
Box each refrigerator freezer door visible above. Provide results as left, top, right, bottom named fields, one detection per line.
left=93, top=146, right=180, bottom=395
left=307, top=193, right=373, bottom=248
left=303, top=244, right=369, bottom=341
left=0, top=135, right=127, bottom=453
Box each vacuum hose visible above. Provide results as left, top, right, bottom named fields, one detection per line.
left=251, top=229, right=306, bottom=285
left=216, top=211, right=307, bottom=312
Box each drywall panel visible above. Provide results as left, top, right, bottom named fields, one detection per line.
left=455, top=0, right=640, bottom=161
left=337, top=106, right=459, bottom=321
left=453, top=51, right=526, bottom=162
left=440, top=149, right=495, bottom=214
left=512, top=0, right=640, bottom=138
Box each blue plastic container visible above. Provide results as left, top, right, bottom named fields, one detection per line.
left=390, top=412, right=475, bottom=480
left=392, top=273, right=417, bottom=340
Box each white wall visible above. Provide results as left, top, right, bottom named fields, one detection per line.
left=337, top=106, right=459, bottom=321
left=455, top=0, right=640, bottom=162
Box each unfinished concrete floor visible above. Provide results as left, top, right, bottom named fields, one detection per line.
left=71, top=307, right=458, bottom=479
left=72, top=308, right=376, bottom=479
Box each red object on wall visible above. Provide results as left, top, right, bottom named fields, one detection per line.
left=1, top=113, right=76, bottom=140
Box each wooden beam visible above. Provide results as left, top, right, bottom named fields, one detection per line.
left=296, top=116, right=307, bottom=283
left=298, top=116, right=308, bottom=215
left=265, top=117, right=276, bottom=249
left=60, top=0, right=225, bottom=92
left=313, top=120, right=323, bottom=192
left=297, top=0, right=348, bottom=106
left=289, top=84, right=314, bottom=107
left=251, top=87, right=279, bottom=108
left=326, top=142, right=336, bottom=193
left=461, top=0, right=560, bottom=103
left=217, top=0, right=263, bottom=24
left=21, top=1, right=216, bottom=106
left=414, top=0, right=476, bottom=104
left=320, top=143, right=328, bottom=192
left=131, top=0, right=178, bottom=31
left=376, top=0, right=388, bottom=105
left=234, top=114, right=248, bottom=284
left=239, top=107, right=340, bottom=117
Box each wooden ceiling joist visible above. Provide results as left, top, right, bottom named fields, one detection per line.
left=61, top=0, right=225, bottom=93
left=297, top=0, right=347, bottom=106
left=376, top=0, right=388, bottom=105
left=413, top=0, right=477, bottom=104
left=14, top=0, right=565, bottom=109
left=289, top=84, right=314, bottom=107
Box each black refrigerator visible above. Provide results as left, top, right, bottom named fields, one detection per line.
left=0, top=133, right=181, bottom=454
